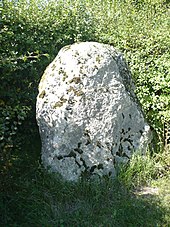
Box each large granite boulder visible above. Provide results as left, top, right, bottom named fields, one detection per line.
left=36, top=42, right=151, bottom=181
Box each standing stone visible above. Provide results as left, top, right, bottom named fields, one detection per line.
left=36, top=42, right=151, bottom=181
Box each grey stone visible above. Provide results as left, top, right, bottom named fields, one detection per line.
left=36, top=42, right=151, bottom=181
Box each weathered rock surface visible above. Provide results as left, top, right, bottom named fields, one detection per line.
left=36, top=42, right=151, bottom=181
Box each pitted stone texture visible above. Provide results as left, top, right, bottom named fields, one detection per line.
left=36, top=42, right=151, bottom=181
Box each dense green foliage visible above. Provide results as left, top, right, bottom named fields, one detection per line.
left=0, top=0, right=170, bottom=225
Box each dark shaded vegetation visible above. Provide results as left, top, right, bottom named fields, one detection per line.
left=1, top=169, right=168, bottom=226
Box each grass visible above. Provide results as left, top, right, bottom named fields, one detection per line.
left=152, top=176, right=170, bottom=220
left=1, top=167, right=169, bottom=227
left=118, top=149, right=170, bottom=189
left=1, top=142, right=170, bottom=226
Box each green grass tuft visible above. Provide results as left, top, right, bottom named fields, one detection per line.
left=118, top=148, right=170, bottom=189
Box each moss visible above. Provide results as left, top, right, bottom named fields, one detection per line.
left=67, top=86, right=76, bottom=93
left=60, top=97, right=67, bottom=102
left=62, top=45, right=71, bottom=52
left=96, top=55, right=101, bottom=64
left=51, top=63, right=56, bottom=71
left=80, top=66, right=84, bottom=74
left=53, top=97, right=67, bottom=108
left=39, top=71, right=48, bottom=90
left=58, top=67, right=65, bottom=75
left=53, top=101, right=63, bottom=108
left=75, top=90, right=84, bottom=96
left=62, top=71, right=68, bottom=81
left=69, top=77, right=81, bottom=84
left=39, top=90, right=46, bottom=99
left=67, top=86, right=84, bottom=96
left=58, top=67, right=68, bottom=82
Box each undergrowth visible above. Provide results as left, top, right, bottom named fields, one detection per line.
left=0, top=161, right=169, bottom=227
left=0, top=144, right=170, bottom=226
left=118, top=147, right=170, bottom=189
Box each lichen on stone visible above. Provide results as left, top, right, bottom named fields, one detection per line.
left=69, top=77, right=81, bottom=84
left=62, top=44, right=71, bottom=52
left=36, top=42, right=151, bottom=182
left=53, top=97, right=67, bottom=108
left=39, top=90, right=46, bottom=99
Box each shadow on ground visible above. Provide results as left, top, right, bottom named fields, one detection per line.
left=0, top=130, right=168, bottom=226
left=0, top=168, right=167, bottom=227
